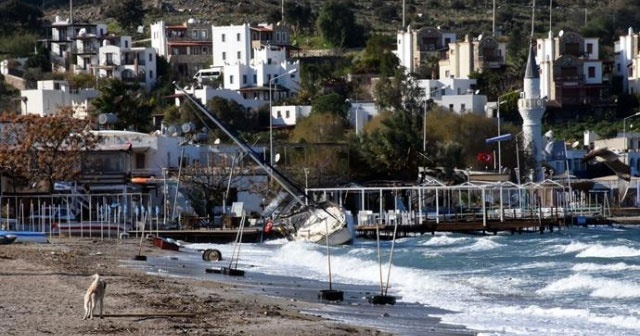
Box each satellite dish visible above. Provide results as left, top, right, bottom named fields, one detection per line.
left=98, top=113, right=117, bottom=125
left=274, top=153, right=281, bottom=163
left=194, top=133, right=209, bottom=143
left=213, top=138, right=221, bottom=145
left=181, top=122, right=196, bottom=134
left=572, top=141, right=580, bottom=149
left=167, top=125, right=182, bottom=136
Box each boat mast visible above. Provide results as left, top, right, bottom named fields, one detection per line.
left=173, top=83, right=310, bottom=208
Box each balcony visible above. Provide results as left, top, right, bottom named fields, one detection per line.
left=554, top=75, right=585, bottom=85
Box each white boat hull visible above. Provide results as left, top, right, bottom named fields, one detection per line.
left=292, top=205, right=353, bottom=245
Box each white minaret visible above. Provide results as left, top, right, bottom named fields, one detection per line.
left=518, top=40, right=546, bottom=182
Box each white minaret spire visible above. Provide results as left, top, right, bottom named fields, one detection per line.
left=518, top=41, right=546, bottom=182
left=518, top=0, right=546, bottom=182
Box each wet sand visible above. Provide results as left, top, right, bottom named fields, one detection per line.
left=0, top=237, right=474, bottom=335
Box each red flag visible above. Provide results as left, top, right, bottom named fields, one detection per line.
left=477, top=152, right=492, bottom=163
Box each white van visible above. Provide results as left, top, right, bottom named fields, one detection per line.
left=193, top=67, right=222, bottom=83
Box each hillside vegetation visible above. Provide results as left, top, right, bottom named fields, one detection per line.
left=36, top=0, right=626, bottom=43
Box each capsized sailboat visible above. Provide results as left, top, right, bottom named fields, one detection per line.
left=174, top=84, right=353, bottom=245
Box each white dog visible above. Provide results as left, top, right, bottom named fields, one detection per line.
left=82, top=273, right=107, bottom=320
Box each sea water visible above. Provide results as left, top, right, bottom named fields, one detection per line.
left=149, top=225, right=640, bottom=335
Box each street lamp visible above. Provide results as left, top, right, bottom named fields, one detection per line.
left=269, top=68, right=297, bottom=166
left=423, top=85, right=448, bottom=152
left=303, top=167, right=310, bottom=204
left=345, top=99, right=361, bottom=135
left=622, top=112, right=640, bottom=142
left=496, top=99, right=508, bottom=171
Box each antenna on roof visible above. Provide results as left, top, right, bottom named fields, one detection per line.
left=531, top=0, right=536, bottom=37
left=402, top=0, right=406, bottom=29
left=492, top=0, right=496, bottom=36
left=69, top=0, right=73, bottom=24
left=549, top=0, right=552, bottom=33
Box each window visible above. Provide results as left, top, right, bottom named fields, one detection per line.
left=148, top=53, right=153, bottom=62
left=588, top=66, right=596, bottom=78
left=149, top=70, right=153, bottom=79
left=460, top=104, right=466, bottom=111
left=201, top=30, right=207, bottom=38
left=253, top=74, right=257, bottom=83
left=236, top=33, right=240, bottom=41
left=221, top=34, right=225, bottom=42
left=237, top=51, right=241, bottom=59
left=277, top=111, right=282, bottom=118
left=202, top=47, right=209, bottom=54
left=449, top=104, right=454, bottom=111
left=222, top=52, right=226, bottom=60
left=267, top=58, right=272, bottom=64
left=192, top=29, right=198, bottom=38
left=135, top=153, right=145, bottom=169
left=285, top=110, right=290, bottom=118
left=229, top=75, right=234, bottom=84
left=243, top=75, right=247, bottom=84
left=125, top=40, right=129, bottom=48
left=587, top=43, right=593, bottom=55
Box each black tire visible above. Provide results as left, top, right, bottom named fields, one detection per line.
left=203, top=249, right=222, bottom=261
left=202, top=249, right=212, bottom=261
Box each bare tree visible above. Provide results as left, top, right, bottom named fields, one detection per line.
left=0, top=108, right=99, bottom=193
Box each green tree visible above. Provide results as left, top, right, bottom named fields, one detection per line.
left=291, top=113, right=348, bottom=143
left=311, top=92, right=348, bottom=118
left=205, top=97, right=259, bottom=142
left=316, top=1, right=365, bottom=48
left=354, top=34, right=399, bottom=76
left=105, top=0, right=145, bottom=32
left=0, top=0, right=43, bottom=35
left=91, top=79, right=153, bottom=132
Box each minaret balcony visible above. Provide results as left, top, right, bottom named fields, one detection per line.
left=518, top=98, right=546, bottom=110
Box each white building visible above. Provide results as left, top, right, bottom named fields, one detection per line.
left=536, top=30, right=605, bottom=107
left=45, top=16, right=108, bottom=73
left=96, top=36, right=158, bottom=91
left=20, top=80, right=99, bottom=118
left=150, top=19, right=212, bottom=78
left=271, top=105, right=311, bottom=127
left=416, top=78, right=487, bottom=114
left=211, top=23, right=299, bottom=97
left=396, top=26, right=456, bottom=74
left=346, top=102, right=378, bottom=134
left=43, top=16, right=158, bottom=91
left=614, top=27, right=640, bottom=94
left=439, top=34, right=507, bottom=79
left=92, top=130, right=267, bottom=214
left=173, top=85, right=265, bottom=111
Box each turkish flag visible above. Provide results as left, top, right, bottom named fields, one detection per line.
left=477, top=152, right=493, bottom=163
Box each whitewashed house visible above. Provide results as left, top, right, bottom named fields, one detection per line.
left=396, top=26, right=456, bottom=74
left=150, top=19, right=212, bottom=78
left=211, top=23, right=299, bottom=99
left=96, top=36, right=158, bottom=91
left=20, top=80, right=99, bottom=118
left=614, top=28, right=640, bottom=94
left=536, top=30, right=606, bottom=107
left=439, top=34, right=507, bottom=80
left=271, top=105, right=311, bottom=127
left=416, top=78, right=487, bottom=114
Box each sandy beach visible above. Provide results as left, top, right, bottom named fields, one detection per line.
left=0, top=237, right=393, bottom=336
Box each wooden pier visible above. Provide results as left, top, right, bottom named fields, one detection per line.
left=356, top=218, right=561, bottom=239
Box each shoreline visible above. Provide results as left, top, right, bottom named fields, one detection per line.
left=0, top=237, right=475, bottom=335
